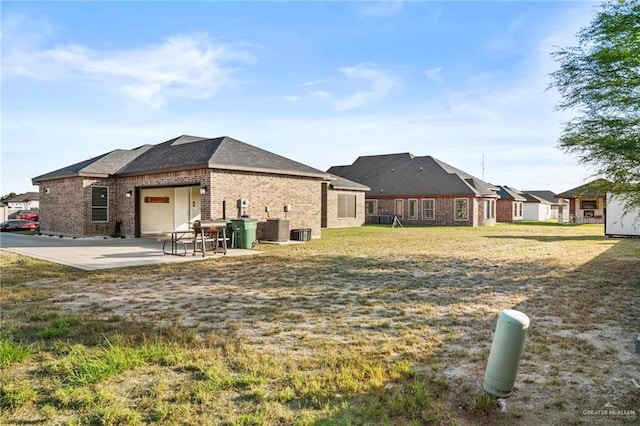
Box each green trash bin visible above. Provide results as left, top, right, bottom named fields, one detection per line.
left=231, top=218, right=258, bottom=249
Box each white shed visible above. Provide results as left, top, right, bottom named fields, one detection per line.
left=605, top=194, right=640, bottom=237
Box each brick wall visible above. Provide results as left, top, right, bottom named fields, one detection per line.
left=496, top=200, right=524, bottom=222
left=37, top=178, right=86, bottom=236
left=209, top=170, right=324, bottom=239
left=368, top=195, right=495, bottom=226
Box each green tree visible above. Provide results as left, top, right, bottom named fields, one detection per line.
left=550, top=0, right=640, bottom=208
left=1, top=193, right=18, bottom=203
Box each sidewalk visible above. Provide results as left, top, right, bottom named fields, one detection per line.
left=0, top=233, right=260, bottom=271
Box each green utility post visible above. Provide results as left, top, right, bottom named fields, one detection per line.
left=482, top=309, right=530, bottom=398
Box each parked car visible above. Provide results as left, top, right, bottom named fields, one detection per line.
left=16, top=210, right=39, bottom=221
left=0, top=220, right=40, bottom=232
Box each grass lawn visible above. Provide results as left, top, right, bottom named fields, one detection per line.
left=1, top=223, right=638, bottom=425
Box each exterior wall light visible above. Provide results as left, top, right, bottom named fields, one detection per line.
left=200, top=186, right=207, bottom=195
left=125, top=190, right=133, bottom=198
left=44, top=188, right=50, bottom=194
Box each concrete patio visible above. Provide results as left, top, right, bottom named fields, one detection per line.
left=0, top=233, right=260, bottom=271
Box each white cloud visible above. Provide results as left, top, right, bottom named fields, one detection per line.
left=308, top=65, right=397, bottom=111
left=282, top=95, right=300, bottom=102
left=309, top=90, right=331, bottom=100
left=3, top=29, right=254, bottom=109
left=424, top=66, right=444, bottom=83
left=358, top=0, right=404, bottom=18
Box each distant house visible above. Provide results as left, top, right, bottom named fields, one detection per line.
left=33, top=135, right=365, bottom=238
left=523, top=190, right=568, bottom=221
left=520, top=192, right=553, bottom=221
left=495, top=186, right=525, bottom=222
left=328, top=153, right=498, bottom=226
left=555, top=179, right=609, bottom=224
left=6, top=192, right=40, bottom=210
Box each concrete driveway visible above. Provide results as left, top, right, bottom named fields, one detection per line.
left=0, top=233, right=259, bottom=271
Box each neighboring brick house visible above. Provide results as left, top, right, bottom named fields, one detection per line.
left=32, top=135, right=365, bottom=239
left=495, top=185, right=526, bottom=222
left=555, top=179, right=609, bottom=224
left=328, top=153, right=499, bottom=226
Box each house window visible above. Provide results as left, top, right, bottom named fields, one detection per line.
left=408, top=199, right=418, bottom=220
left=455, top=198, right=468, bottom=221
left=365, top=200, right=377, bottom=215
left=395, top=199, right=404, bottom=218
left=91, top=186, right=108, bottom=222
left=516, top=202, right=523, bottom=217
left=338, top=194, right=356, bottom=218
left=484, top=199, right=495, bottom=220
left=581, top=199, right=598, bottom=210
left=422, top=198, right=435, bottom=220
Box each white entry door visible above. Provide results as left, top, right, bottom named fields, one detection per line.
left=174, top=187, right=191, bottom=230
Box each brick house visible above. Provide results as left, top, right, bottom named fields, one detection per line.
left=495, top=185, right=526, bottom=222
left=328, top=153, right=499, bottom=226
left=555, top=179, right=609, bottom=224
left=32, top=135, right=367, bottom=239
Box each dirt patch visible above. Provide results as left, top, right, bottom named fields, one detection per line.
left=2, top=224, right=639, bottom=424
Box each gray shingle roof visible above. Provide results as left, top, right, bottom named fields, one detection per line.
left=7, top=192, right=40, bottom=202
left=521, top=192, right=551, bottom=204
left=328, top=175, right=370, bottom=191
left=34, top=135, right=330, bottom=183
left=495, top=185, right=527, bottom=202
left=328, top=153, right=497, bottom=197
left=555, top=179, right=610, bottom=199
left=523, top=190, right=560, bottom=204
left=32, top=146, right=152, bottom=183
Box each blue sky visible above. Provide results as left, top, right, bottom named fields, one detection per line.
left=2, top=1, right=600, bottom=195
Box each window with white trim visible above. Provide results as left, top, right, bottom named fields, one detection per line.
left=395, top=199, right=404, bottom=218
left=338, top=194, right=356, bottom=218
left=408, top=199, right=418, bottom=220
left=422, top=198, right=435, bottom=220
left=455, top=198, right=468, bottom=221
left=484, top=199, right=495, bottom=219
left=91, top=186, right=108, bottom=222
